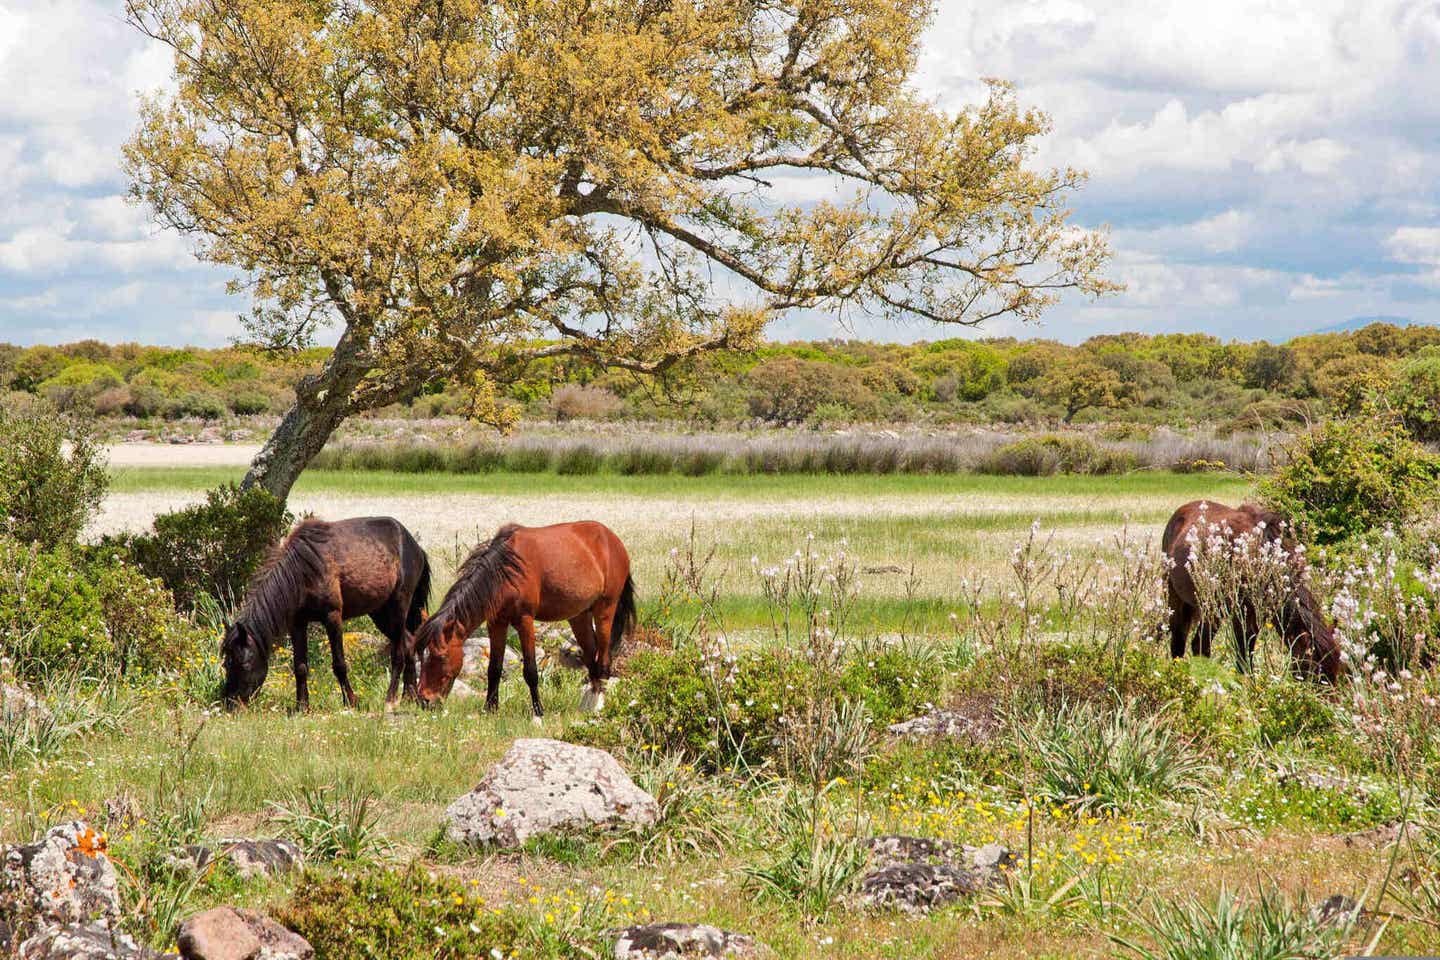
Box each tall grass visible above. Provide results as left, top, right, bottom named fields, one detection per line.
left=311, top=428, right=1275, bottom=478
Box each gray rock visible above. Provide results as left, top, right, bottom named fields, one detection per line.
left=177, top=906, right=312, bottom=960
left=886, top=697, right=997, bottom=745
left=613, top=923, right=769, bottom=959
left=462, top=637, right=521, bottom=676
left=17, top=922, right=169, bottom=959
left=1339, top=822, right=1403, bottom=848
left=1314, top=894, right=1362, bottom=927
left=2, top=822, right=119, bottom=931
left=449, top=679, right=481, bottom=700
left=1279, top=770, right=1371, bottom=798
left=1, top=683, right=48, bottom=722
left=166, top=840, right=302, bottom=879
left=858, top=835, right=1015, bottom=913
left=444, top=738, right=659, bottom=848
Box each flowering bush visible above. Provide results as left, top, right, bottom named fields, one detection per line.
left=1259, top=416, right=1440, bottom=546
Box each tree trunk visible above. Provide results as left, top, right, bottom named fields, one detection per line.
left=241, top=330, right=369, bottom=501
left=240, top=385, right=356, bottom=500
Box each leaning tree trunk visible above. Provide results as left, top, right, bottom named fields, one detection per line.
left=241, top=331, right=370, bottom=500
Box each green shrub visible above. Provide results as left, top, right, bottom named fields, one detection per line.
left=0, top=402, right=109, bottom=549
left=1258, top=416, right=1440, bottom=546
left=0, top=538, right=200, bottom=681
left=1390, top=347, right=1440, bottom=442
left=504, top=446, right=552, bottom=473
left=1246, top=675, right=1336, bottom=747
left=274, top=867, right=529, bottom=960
left=839, top=640, right=944, bottom=726
left=978, top=433, right=1134, bottom=476
left=115, top=483, right=293, bottom=608
left=553, top=444, right=603, bottom=475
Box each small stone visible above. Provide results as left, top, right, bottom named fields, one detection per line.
left=886, top=696, right=997, bottom=745
left=857, top=835, right=1015, bottom=913
left=17, top=922, right=169, bottom=959
left=445, top=739, right=658, bottom=848
left=1314, top=893, right=1362, bottom=927
left=450, top=679, right=481, bottom=700
left=177, top=907, right=312, bottom=960
left=612, top=922, right=770, bottom=959
left=165, top=840, right=302, bottom=879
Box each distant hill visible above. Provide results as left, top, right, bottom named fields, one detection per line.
left=1315, top=315, right=1434, bottom=335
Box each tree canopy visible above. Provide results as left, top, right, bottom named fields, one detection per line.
left=125, top=0, right=1116, bottom=496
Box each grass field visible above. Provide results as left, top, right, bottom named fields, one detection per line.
left=103, top=464, right=1251, bottom=628
left=8, top=458, right=1437, bottom=958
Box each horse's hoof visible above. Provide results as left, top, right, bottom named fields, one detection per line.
left=531, top=715, right=544, bottom=728
left=589, top=691, right=605, bottom=714
left=383, top=700, right=397, bottom=714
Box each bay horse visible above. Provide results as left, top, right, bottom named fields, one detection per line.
left=415, top=521, right=636, bottom=722
left=221, top=517, right=431, bottom=711
left=1161, top=501, right=1342, bottom=682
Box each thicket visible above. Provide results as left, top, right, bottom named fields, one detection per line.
left=9, top=321, right=1440, bottom=428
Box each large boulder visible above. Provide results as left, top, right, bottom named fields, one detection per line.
left=444, top=739, right=658, bottom=847
left=177, top=907, right=313, bottom=960
left=2, top=822, right=119, bottom=934
left=165, top=840, right=302, bottom=879
left=857, top=835, right=1015, bottom=913
left=17, top=923, right=169, bottom=959
left=613, top=923, right=770, bottom=959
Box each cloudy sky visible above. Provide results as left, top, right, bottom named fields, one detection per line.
left=0, top=0, right=1437, bottom=347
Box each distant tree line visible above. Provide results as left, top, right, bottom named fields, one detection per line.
left=4, top=321, right=1440, bottom=436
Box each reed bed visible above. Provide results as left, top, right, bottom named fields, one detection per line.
left=311, top=427, right=1279, bottom=477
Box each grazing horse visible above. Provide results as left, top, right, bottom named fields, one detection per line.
left=415, top=521, right=636, bottom=721
left=1161, top=501, right=1342, bottom=682
left=221, top=517, right=431, bottom=710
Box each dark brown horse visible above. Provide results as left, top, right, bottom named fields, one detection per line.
left=415, top=521, right=636, bottom=721
left=221, top=517, right=431, bottom=710
left=1161, top=501, right=1341, bottom=682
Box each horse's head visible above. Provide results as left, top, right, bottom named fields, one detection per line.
left=220, top=620, right=270, bottom=708
left=415, top=613, right=465, bottom=707
left=1285, top=586, right=1343, bottom=683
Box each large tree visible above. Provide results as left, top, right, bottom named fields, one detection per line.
left=125, top=0, right=1116, bottom=498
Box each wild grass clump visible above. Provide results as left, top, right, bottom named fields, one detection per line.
left=1014, top=700, right=1212, bottom=814
left=978, top=433, right=1136, bottom=476
left=1112, top=887, right=1358, bottom=960
left=743, top=785, right=869, bottom=919
left=270, top=780, right=390, bottom=863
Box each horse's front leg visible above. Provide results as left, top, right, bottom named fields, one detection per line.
left=517, top=615, right=544, bottom=725
left=291, top=621, right=311, bottom=713
left=325, top=612, right=360, bottom=709
left=484, top=619, right=508, bottom=713
left=1232, top=603, right=1259, bottom=674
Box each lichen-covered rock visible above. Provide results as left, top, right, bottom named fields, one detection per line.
left=886, top=695, right=997, bottom=745
left=165, top=840, right=302, bottom=879
left=17, top=922, right=170, bottom=959
left=612, top=923, right=770, bottom=959
left=857, top=835, right=1015, bottom=913
left=177, top=906, right=313, bottom=960
left=444, top=738, right=658, bottom=848
left=2, top=822, right=119, bottom=933
left=0, top=683, right=48, bottom=722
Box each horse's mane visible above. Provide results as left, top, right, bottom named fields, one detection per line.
left=237, top=519, right=334, bottom=648
left=425, top=524, right=525, bottom=639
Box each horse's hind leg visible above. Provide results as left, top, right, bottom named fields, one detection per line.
left=517, top=615, right=544, bottom=725
left=371, top=601, right=410, bottom=710
left=587, top=599, right=619, bottom=713
left=324, top=611, right=360, bottom=709
left=569, top=615, right=603, bottom=713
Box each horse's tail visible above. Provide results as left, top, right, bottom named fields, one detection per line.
left=408, top=555, right=432, bottom=634
left=610, top=575, right=637, bottom=655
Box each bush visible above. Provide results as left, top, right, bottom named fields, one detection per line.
left=0, top=403, right=109, bottom=549
left=553, top=444, right=604, bottom=475
left=1258, top=416, right=1440, bottom=546
left=548, top=384, right=622, bottom=421
left=115, top=483, right=293, bottom=608
left=0, top=537, right=200, bottom=681
left=978, top=433, right=1135, bottom=476
left=1390, top=347, right=1440, bottom=442
left=274, top=867, right=528, bottom=960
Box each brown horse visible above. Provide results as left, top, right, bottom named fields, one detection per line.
left=221, top=517, right=431, bottom=710
left=415, top=521, right=636, bottom=721
left=1161, top=501, right=1342, bottom=682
